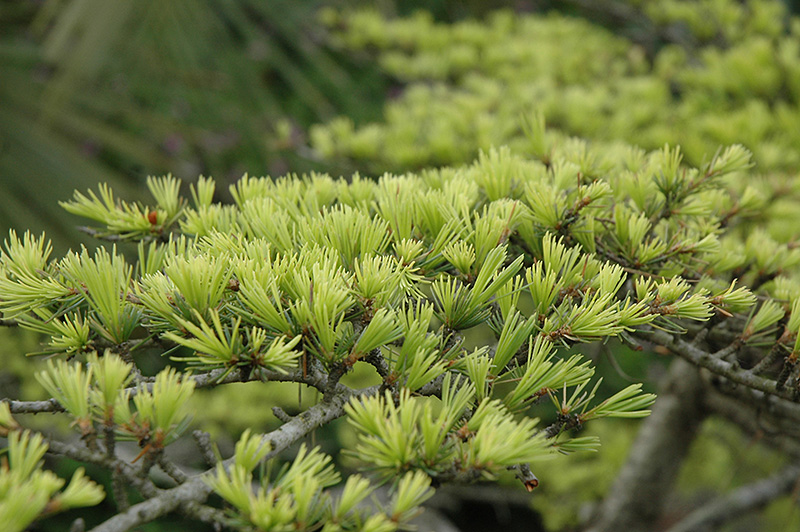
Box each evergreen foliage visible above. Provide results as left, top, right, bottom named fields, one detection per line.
left=4, top=1, right=800, bottom=530
left=2, top=122, right=800, bottom=529
left=311, top=0, right=800, bottom=243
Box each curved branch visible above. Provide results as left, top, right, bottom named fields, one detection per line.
left=666, top=464, right=800, bottom=532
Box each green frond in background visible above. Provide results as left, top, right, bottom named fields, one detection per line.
left=0, top=0, right=387, bottom=252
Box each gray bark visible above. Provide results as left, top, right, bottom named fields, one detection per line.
left=586, top=358, right=707, bottom=532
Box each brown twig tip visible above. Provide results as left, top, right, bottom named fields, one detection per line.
left=510, top=463, right=539, bottom=491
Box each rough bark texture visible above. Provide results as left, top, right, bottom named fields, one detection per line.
left=586, top=358, right=707, bottom=532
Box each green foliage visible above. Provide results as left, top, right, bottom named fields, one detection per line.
left=5, top=4, right=800, bottom=528
left=311, top=2, right=800, bottom=241
left=0, top=429, right=104, bottom=532
left=6, top=126, right=796, bottom=528
left=207, top=432, right=434, bottom=532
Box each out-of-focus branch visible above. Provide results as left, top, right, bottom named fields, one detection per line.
left=704, top=387, right=800, bottom=458
left=666, top=464, right=800, bottom=532
left=587, top=358, right=707, bottom=532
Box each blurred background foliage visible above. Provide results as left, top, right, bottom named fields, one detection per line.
left=0, top=0, right=393, bottom=251
left=3, top=1, right=800, bottom=531
left=311, top=0, right=800, bottom=176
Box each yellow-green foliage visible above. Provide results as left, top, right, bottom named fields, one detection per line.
left=0, top=428, right=105, bottom=532
left=313, top=1, right=800, bottom=177
left=3, top=113, right=800, bottom=530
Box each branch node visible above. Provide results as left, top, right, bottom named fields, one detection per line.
left=272, top=406, right=294, bottom=423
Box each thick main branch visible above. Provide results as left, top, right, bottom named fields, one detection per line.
left=587, top=358, right=707, bottom=532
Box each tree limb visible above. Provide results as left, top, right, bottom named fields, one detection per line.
left=637, top=328, right=798, bottom=402
left=666, top=464, right=800, bottom=532
left=88, top=383, right=378, bottom=532
left=587, top=358, right=707, bottom=532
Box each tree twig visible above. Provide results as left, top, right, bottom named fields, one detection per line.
left=704, top=388, right=800, bottom=459
left=158, top=455, right=188, bottom=484
left=192, top=430, right=217, bottom=468
left=272, top=406, right=294, bottom=423
left=6, top=398, right=65, bottom=414
left=637, top=328, right=798, bottom=402
left=6, top=366, right=329, bottom=416
left=45, top=438, right=158, bottom=498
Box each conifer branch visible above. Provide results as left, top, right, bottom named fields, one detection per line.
left=704, top=390, right=800, bottom=458
left=88, top=384, right=379, bottom=532
left=191, top=430, right=217, bottom=468
left=6, top=367, right=328, bottom=416
left=7, top=398, right=65, bottom=414
left=176, top=501, right=231, bottom=529
left=638, top=328, right=799, bottom=402
left=76, top=226, right=170, bottom=243
left=158, top=455, right=188, bottom=484
left=45, top=438, right=157, bottom=498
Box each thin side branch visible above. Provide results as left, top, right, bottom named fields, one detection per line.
left=7, top=398, right=65, bottom=414
left=6, top=366, right=328, bottom=415
left=192, top=430, right=217, bottom=468
left=45, top=438, right=158, bottom=498
left=704, top=389, right=800, bottom=459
